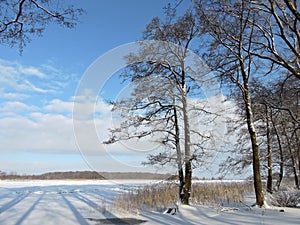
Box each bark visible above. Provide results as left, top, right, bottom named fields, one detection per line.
left=298, top=141, right=300, bottom=177
left=271, top=114, right=284, bottom=190
left=289, top=149, right=299, bottom=189
left=183, top=160, right=192, bottom=205
left=284, top=127, right=299, bottom=189
left=173, top=102, right=185, bottom=202
left=182, top=91, right=192, bottom=205
left=243, top=78, right=264, bottom=206
left=295, top=131, right=300, bottom=177
left=178, top=167, right=185, bottom=202
left=265, top=105, right=273, bottom=193
left=181, top=59, right=192, bottom=205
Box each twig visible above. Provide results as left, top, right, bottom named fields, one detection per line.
left=240, top=200, right=252, bottom=210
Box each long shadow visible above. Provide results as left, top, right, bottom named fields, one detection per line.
left=0, top=193, right=29, bottom=213
left=139, top=213, right=177, bottom=225
left=61, top=194, right=90, bottom=225
left=180, top=206, right=223, bottom=225
left=15, top=193, right=45, bottom=225
left=72, top=193, right=147, bottom=225
left=73, top=192, right=110, bottom=215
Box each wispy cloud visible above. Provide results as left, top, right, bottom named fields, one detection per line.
left=2, top=92, right=29, bottom=100
left=0, top=58, right=76, bottom=97
left=19, top=66, right=47, bottom=78
left=0, top=58, right=47, bottom=78
left=0, top=101, right=39, bottom=113
left=21, top=80, right=54, bottom=93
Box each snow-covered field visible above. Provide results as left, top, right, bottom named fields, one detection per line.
left=0, top=180, right=299, bottom=225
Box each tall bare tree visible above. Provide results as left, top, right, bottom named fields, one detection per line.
left=105, top=10, right=215, bottom=205
left=195, top=0, right=265, bottom=206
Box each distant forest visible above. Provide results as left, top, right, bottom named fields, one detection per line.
left=0, top=171, right=173, bottom=180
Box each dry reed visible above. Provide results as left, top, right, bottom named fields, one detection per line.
left=115, top=181, right=254, bottom=213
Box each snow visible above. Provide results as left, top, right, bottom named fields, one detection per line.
left=0, top=180, right=299, bottom=225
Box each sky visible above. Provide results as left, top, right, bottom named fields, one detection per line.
left=0, top=0, right=238, bottom=178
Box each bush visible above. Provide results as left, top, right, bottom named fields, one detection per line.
left=270, top=189, right=300, bottom=207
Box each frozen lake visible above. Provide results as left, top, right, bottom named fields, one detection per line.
left=0, top=180, right=150, bottom=225
left=0, top=180, right=299, bottom=225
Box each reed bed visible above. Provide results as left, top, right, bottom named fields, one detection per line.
left=115, top=181, right=254, bottom=213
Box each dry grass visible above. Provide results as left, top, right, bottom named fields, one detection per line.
left=115, top=181, right=254, bottom=213
left=115, top=182, right=177, bottom=213
left=191, top=182, right=253, bottom=205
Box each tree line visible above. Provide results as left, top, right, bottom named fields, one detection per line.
left=0, top=171, right=172, bottom=180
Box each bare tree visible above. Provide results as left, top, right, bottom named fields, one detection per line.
left=221, top=74, right=299, bottom=191
left=0, top=0, right=84, bottom=52
left=105, top=10, right=216, bottom=205
left=195, top=0, right=265, bottom=206
left=266, top=76, right=299, bottom=189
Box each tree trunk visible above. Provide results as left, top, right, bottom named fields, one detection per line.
left=271, top=114, right=284, bottom=190
left=295, top=131, right=300, bottom=180
left=178, top=167, right=185, bottom=202
left=265, top=105, right=273, bottom=193
left=183, top=160, right=192, bottom=205
left=182, top=82, right=192, bottom=205
left=289, top=149, right=299, bottom=189
left=284, top=128, right=299, bottom=189
left=298, top=143, right=300, bottom=179
left=173, top=102, right=185, bottom=202
left=244, top=83, right=264, bottom=206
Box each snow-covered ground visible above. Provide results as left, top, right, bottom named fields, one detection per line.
left=0, top=180, right=299, bottom=225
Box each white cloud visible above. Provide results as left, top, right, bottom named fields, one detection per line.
left=2, top=92, right=29, bottom=100
left=0, top=96, right=130, bottom=158
left=19, top=66, right=47, bottom=78
left=0, top=58, right=75, bottom=96
left=0, top=114, right=77, bottom=154
left=72, top=90, right=113, bottom=120
left=44, top=99, right=74, bottom=113
left=0, top=101, right=38, bottom=113
left=0, top=59, right=46, bottom=79
left=0, top=59, right=130, bottom=172
left=20, top=80, right=53, bottom=93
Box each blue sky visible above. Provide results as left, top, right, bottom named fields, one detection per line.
left=0, top=0, right=191, bottom=175
left=0, top=0, right=236, bottom=178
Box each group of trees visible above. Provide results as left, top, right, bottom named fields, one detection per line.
left=196, top=0, right=299, bottom=207
left=0, top=171, right=105, bottom=180
left=105, top=0, right=299, bottom=207
left=1, top=0, right=299, bottom=207
left=0, top=171, right=172, bottom=180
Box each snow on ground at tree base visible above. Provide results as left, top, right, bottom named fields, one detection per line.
left=0, top=180, right=299, bottom=225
